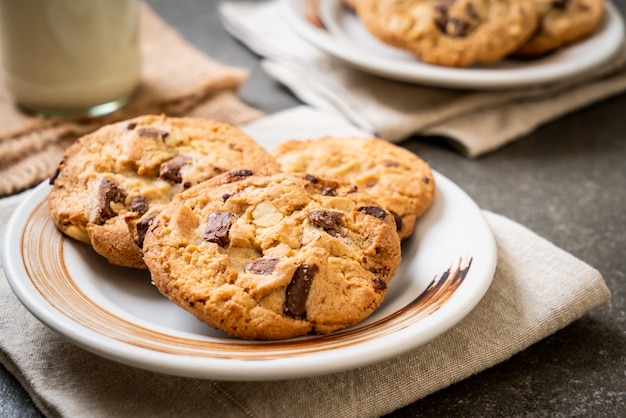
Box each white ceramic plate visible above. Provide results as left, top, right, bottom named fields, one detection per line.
left=3, top=170, right=496, bottom=381
left=281, top=0, right=625, bottom=89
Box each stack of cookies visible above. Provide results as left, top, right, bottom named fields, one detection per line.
left=350, top=0, right=605, bottom=67
left=48, top=115, right=435, bottom=340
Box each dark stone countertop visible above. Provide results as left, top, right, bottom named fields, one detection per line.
left=1, top=0, right=624, bottom=416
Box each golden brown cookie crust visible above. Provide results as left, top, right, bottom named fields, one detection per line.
left=513, top=0, right=604, bottom=57
left=143, top=172, right=402, bottom=340
left=48, top=115, right=280, bottom=269
left=355, top=0, right=411, bottom=48
left=356, top=0, right=539, bottom=67
left=272, top=136, right=435, bottom=240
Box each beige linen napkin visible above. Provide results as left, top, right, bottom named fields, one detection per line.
left=0, top=2, right=263, bottom=198
left=219, top=0, right=626, bottom=157
left=0, top=106, right=610, bottom=418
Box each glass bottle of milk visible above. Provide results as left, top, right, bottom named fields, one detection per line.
left=0, top=0, right=141, bottom=118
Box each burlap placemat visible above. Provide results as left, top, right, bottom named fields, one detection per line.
left=0, top=2, right=263, bottom=197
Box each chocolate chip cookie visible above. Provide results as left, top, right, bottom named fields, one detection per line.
left=272, top=136, right=435, bottom=240
left=356, top=0, right=538, bottom=67
left=48, top=115, right=280, bottom=269
left=513, top=0, right=604, bottom=57
left=143, top=172, right=401, bottom=340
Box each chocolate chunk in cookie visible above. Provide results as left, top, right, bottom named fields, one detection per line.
left=159, top=155, right=192, bottom=183
left=284, top=264, right=318, bottom=318
left=202, top=212, right=236, bottom=247
left=308, top=209, right=345, bottom=236
left=96, top=178, right=127, bottom=223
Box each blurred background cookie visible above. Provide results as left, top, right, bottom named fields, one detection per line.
left=513, top=0, right=604, bottom=57
left=355, top=0, right=538, bottom=67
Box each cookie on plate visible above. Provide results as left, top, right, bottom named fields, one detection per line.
left=355, top=0, right=538, bottom=67
left=143, top=172, right=401, bottom=340
left=48, top=115, right=280, bottom=269
left=272, top=136, right=435, bottom=240
left=354, top=0, right=409, bottom=48
left=513, top=0, right=604, bottom=57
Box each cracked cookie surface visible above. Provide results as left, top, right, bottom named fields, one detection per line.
left=273, top=136, right=435, bottom=240
left=48, top=115, right=279, bottom=269
left=356, top=0, right=538, bottom=67
left=143, top=172, right=401, bottom=340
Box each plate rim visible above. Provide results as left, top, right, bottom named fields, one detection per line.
left=3, top=171, right=496, bottom=381
left=280, top=0, right=625, bottom=89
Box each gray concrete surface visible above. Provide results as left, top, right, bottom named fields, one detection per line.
left=1, top=0, right=624, bottom=416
